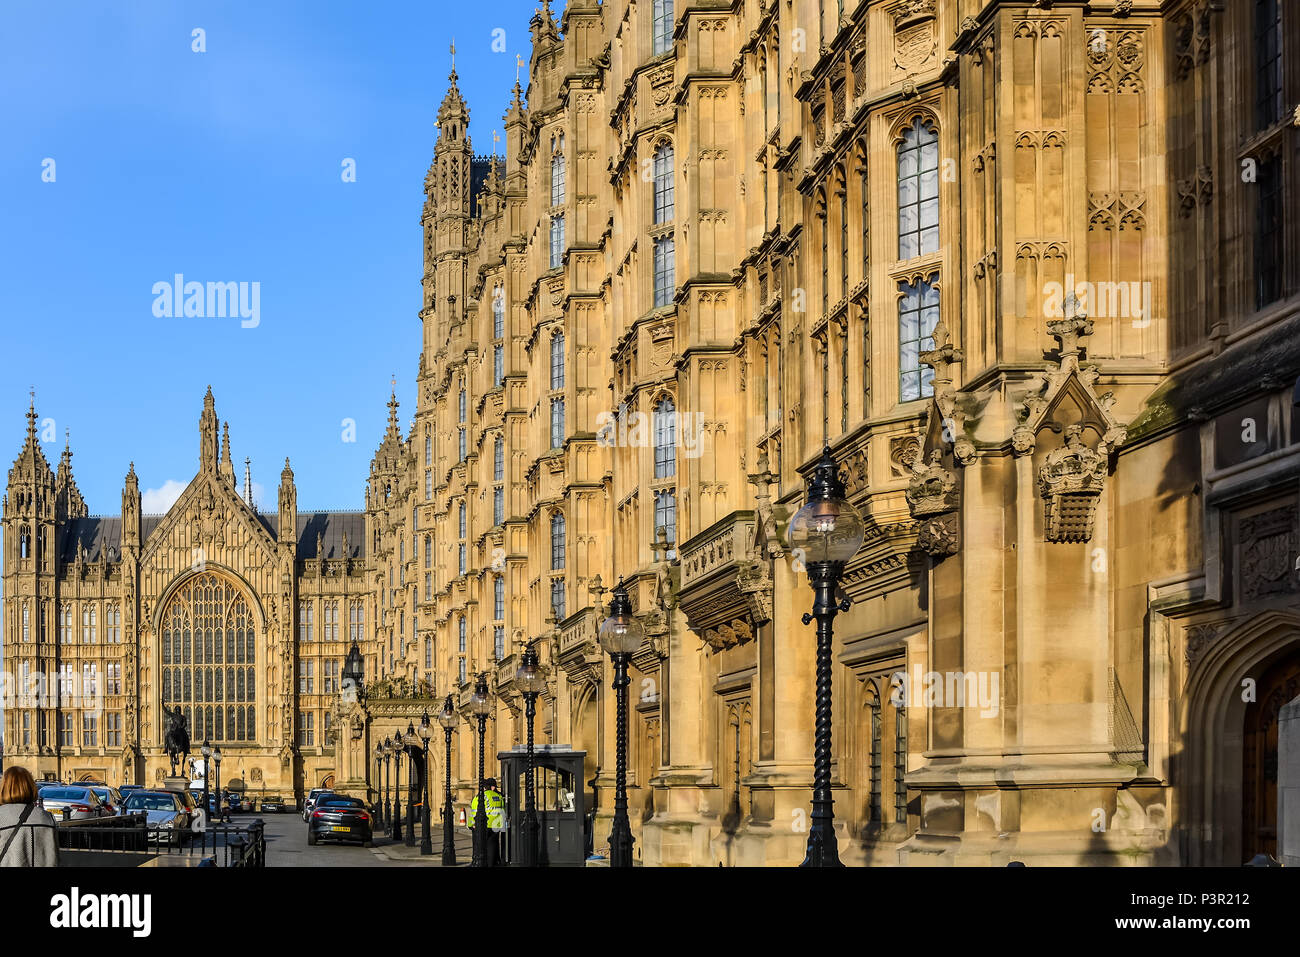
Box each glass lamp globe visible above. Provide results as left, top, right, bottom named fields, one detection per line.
left=468, top=681, right=492, bottom=717
left=788, top=448, right=867, bottom=565
left=516, top=650, right=547, bottom=695
left=599, top=596, right=644, bottom=656
left=437, top=696, right=459, bottom=730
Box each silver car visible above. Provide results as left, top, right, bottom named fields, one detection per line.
left=38, top=785, right=111, bottom=820
left=86, top=785, right=125, bottom=816
left=123, top=790, right=189, bottom=846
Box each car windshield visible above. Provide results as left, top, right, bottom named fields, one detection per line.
left=263, top=795, right=281, bottom=802
left=126, top=794, right=180, bottom=811
left=42, top=788, right=90, bottom=802
left=319, top=797, right=363, bottom=808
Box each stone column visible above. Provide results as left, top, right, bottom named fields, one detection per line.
left=1278, top=694, right=1300, bottom=867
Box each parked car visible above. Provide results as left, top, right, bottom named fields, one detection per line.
left=117, top=784, right=145, bottom=800
left=86, top=785, right=125, bottom=816
left=225, top=792, right=247, bottom=813
left=163, top=788, right=199, bottom=830
left=259, top=795, right=287, bottom=813
left=123, top=791, right=190, bottom=846
left=38, top=785, right=112, bottom=820
left=307, top=795, right=373, bottom=847
left=302, top=788, right=333, bottom=821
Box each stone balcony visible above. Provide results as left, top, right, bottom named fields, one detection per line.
left=676, top=510, right=772, bottom=652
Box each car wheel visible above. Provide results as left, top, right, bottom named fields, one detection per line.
left=307, top=829, right=317, bottom=846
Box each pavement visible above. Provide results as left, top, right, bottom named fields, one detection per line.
left=252, top=809, right=473, bottom=867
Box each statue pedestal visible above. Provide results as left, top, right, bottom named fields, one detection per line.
left=163, top=776, right=191, bottom=792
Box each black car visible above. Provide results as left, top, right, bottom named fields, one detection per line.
left=307, top=795, right=373, bottom=847
left=225, top=792, right=246, bottom=813
left=259, top=795, right=288, bottom=813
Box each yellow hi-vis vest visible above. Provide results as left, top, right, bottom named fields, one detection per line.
left=469, top=789, right=505, bottom=830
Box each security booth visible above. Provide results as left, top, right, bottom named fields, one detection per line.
left=497, top=745, right=586, bottom=867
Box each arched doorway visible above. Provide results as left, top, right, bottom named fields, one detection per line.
left=1241, top=652, right=1300, bottom=859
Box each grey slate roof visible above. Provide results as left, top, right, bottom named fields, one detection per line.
left=58, top=511, right=365, bottom=563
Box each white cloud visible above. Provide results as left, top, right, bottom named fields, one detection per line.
left=141, top=479, right=187, bottom=514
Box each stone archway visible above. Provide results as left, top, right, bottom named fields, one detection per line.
left=1183, top=609, right=1300, bottom=865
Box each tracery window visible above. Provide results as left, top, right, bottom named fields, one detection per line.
left=652, top=0, right=673, bottom=55
left=160, top=572, right=256, bottom=744
left=897, top=119, right=939, bottom=260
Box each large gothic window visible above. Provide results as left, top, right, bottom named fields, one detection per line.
left=161, top=572, right=256, bottom=744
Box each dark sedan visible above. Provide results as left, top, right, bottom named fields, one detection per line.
left=307, top=796, right=373, bottom=847
left=259, top=795, right=289, bottom=813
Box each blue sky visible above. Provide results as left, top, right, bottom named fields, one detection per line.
left=0, top=0, right=546, bottom=517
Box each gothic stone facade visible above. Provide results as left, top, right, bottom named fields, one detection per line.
left=6, top=0, right=1300, bottom=865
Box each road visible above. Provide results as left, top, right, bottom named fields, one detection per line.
left=248, top=810, right=472, bottom=867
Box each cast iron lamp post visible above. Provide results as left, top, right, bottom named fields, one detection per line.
left=516, top=642, right=548, bottom=867
left=382, top=738, right=393, bottom=834
left=437, top=694, right=459, bottom=866
left=467, top=673, right=493, bottom=867
left=372, top=743, right=386, bottom=828
left=788, top=446, right=867, bottom=868
left=404, top=721, right=418, bottom=847
left=599, top=581, right=643, bottom=868
left=212, top=747, right=223, bottom=823
left=391, top=735, right=404, bottom=842
left=418, top=711, right=433, bottom=856
left=200, top=740, right=212, bottom=834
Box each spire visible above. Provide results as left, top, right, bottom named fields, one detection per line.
left=199, top=386, right=219, bottom=472
left=122, top=462, right=141, bottom=548
left=25, top=387, right=37, bottom=443
left=437, top=41, right=469, bottom=140
left=220, top=421, right=237, bottom=483
left=244, top=456, right=254, bottom=510
left=386, top=382, right=402, bottom=440
left=278, top=456, right=297, bottom=546
left=54, top=427, right=87, bottom=520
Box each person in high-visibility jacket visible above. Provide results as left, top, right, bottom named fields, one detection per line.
left=468, top=778, right=505, bottom=866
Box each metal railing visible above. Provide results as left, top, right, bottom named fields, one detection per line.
left=57, top=814, right=266, bottom=867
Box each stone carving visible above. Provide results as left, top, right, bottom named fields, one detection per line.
left=906, top=451, right=958, bottom=518
left=917, top=513, right=959, bottom=557
left=1239, top=506, right=1300, bottom=602
left=889, top=435, right=922, bottom=478
left=1039, top=425, right=1110, bottom=543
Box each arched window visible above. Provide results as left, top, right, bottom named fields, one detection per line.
left=897, top=118, right=939, bottom=260
left=898, top=274, right=939, bottom=402
left=551, top=140, right=566, bottom=207
left=492, top=285, right=505, bottom=386
left=551, top=513, right=566, bottom=569
left=653, top=396, right=676, bottom=478
left=459, top=502, right=466, bottom=539
left=425, top=433, right=432, bottom=467
left=550, top=215, right=565, bottom=268
left=550, top=333, right=565, bottom=390
left=894, top=702, right=908, bottom=823
left=19, top=525, right=30, bottom=560
left=458, top=388, right=466, bottom=423
left=160, top=572, right=256, bottom=743
left=653, top=143, right=674, bottom=224
left=550, top=333, right=566, bottom=448
left=494, top=437, right=505, bottom=481
left=652, top=0, right=674, bottom=54
left=494, top=577, right=505, bottom=620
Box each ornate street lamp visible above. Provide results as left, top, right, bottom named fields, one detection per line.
left=437, top=694, right=459, bottom=866
left=382, top=737, right=393, bottom=834
left=788, top=446, right=867, bottom=868
left=467, top=673, right=493, bottom=867
left=404, top=721, right=418, bottom=847
left=213, top=747, right=223, bottom=823
left=343, top=640, right=365, bottom=700
left=391, top=735, right=404, bottom=843
left=200, top=740, right=212, bottom=834
left=516, top=642, right=547, bottom=867
left=372, top=742, right=386, bottom=829
left=599, top=581, right=643, bottom=868
left=418, top=710, right=433, bottom=856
